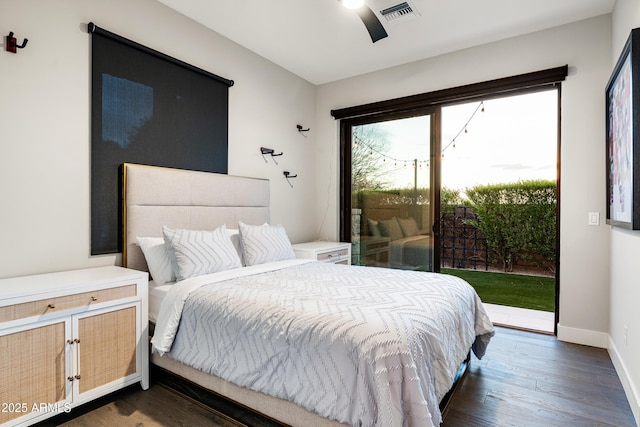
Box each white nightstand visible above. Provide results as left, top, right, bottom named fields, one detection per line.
left=292, top=241, right=352, bottom=265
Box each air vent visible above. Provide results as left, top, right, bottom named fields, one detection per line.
left=379, top=2, right=419, bottom=22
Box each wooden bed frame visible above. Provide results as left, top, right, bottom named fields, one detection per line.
left=121, top=163, right=467, bottom=426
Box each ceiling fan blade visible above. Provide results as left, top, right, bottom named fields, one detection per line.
left=356, top=6, right=388, bottom=43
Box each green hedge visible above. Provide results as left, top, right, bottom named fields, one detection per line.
left=353, top=188, right=430, bottom=207
left=353, top=180, right=556, bottom=273
left=464, top=180, right=556, bottom=272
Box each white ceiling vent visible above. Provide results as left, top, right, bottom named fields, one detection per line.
left=378, top=1, right=420, bottom=23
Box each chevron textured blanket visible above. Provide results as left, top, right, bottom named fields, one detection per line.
left=153, top=260, right=494, bottom=427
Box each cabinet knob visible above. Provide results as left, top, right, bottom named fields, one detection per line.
left=74, top=338, right=80, bottom=344
left=90, top=296, right=98, bottom=302
left=75, top=374, right=81, bottom=380
left=47, top=303, right=55, bottom=309
left=67, top=339, right=74, bottom=345
left=67, top=376, right=74, bottom=382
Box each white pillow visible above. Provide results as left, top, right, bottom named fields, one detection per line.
left=136, top=236, right=175, bottom=285
left=379, top=217, right=403, bottom=241
left=398, top=217, right=420, bottom=237
left=367, top=219, right=382, bottom=237
left=238, top=221, right=296, bottom=266
left=162, top=225, right=242, bottom=281
left=226, top=228, right=244, bottom=265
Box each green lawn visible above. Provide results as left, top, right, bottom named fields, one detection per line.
left=441, top=268, right=555, bottom=312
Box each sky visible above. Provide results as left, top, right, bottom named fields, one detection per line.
left=362, top=89, right=558, bottom=192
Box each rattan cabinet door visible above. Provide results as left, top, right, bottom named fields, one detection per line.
left=73, top=303, right=139, bottom=396
left=0, top=320, right=71, bottom=424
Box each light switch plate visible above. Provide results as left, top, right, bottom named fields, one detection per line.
left=588, top=212, right=600, bottom=226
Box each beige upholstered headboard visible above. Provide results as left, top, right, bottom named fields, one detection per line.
left=122, top=163, right=270, bottom=272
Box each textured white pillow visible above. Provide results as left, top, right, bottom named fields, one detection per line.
left=136, top=236, right=175, bottom=285
left=226, top=228, right=244, bottom=265
left=162, top=225, right=242, bottom=281
left=238, top=221, right=296, bottom=266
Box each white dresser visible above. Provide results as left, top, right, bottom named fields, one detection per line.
left=0, top=266, right=148, bottom=426
left=292, top=241, right=352, bottom=265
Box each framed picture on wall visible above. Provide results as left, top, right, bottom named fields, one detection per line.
left=606, top=27, right=640, bottom=229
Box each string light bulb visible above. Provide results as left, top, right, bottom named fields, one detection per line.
left=441, top=100, right=485, bottom=155
left=352, top=100, right=484, bottom=164
left=352, top=132, right=432, bottom=167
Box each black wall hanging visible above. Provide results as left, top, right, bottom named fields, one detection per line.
left=89, top=23, right=233, bottom=255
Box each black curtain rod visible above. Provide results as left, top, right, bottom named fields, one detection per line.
left=331, top=65, right=568, bottom=120
left=87, top=22, right=234, bottom=87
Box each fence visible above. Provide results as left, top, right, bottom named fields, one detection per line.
left=440, top=206, right=489, bottom=270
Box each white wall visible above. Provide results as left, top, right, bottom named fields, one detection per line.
left=315, top=16, right=612, bottom=342
left=0, top=0, right=317, bottom=278
left=608, top=0, right=640, bottom=423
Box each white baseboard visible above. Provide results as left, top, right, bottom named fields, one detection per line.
left=557, top=324, right=608, bottom=348
left=608, top=337, right=640, bottom=426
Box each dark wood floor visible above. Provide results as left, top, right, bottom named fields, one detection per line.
left=442, top=327, right=636, bottom=427
left=40, top=327, right=636, bottom=427
left=34, top=383, right=240, bottom=427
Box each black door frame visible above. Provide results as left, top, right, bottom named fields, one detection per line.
left=339, top=108, right=441, bottom=270
left=334, top=65, right=567, bottom=334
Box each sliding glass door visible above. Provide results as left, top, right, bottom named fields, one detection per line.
left=341, top=109, right=440, bottom=272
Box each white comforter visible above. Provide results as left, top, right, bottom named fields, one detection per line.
left=152, top=259, right=494, bottom=427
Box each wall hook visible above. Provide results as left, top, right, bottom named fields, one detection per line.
left=261, top=146, right=283, bottom=164
left=297, top=124, right=310, bottom=137
left=6, top=32, right=28, bottom=53
left=260, top=147, right=283, bottom=156
left=283, top=171, right=298, bottom=179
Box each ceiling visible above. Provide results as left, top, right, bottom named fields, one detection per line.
left=156, top=0, right=615, bottom=85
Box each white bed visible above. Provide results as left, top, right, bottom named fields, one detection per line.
left=148, top=280, right=172, bottom=323
left=122, top=163, right=494, bottom=427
